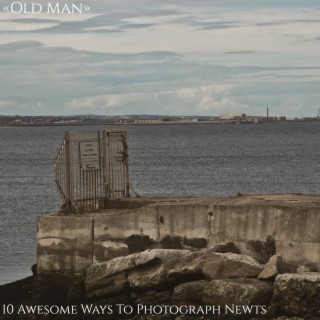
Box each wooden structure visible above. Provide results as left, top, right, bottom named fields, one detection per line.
left=55, top=129, right=129, bottom=212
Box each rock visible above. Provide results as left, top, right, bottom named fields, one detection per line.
left=171, top=280, right=210, bottom=304
left=212, top=242, right=239, bottom=254
left=258, top=255, right=297, bottom=280
left=279, top=261, right=297, bottom=273
left=130, top=315, right=172, bottom=320
left=86, top=248, right=263, bottom=299
left=86, top=255, right=135, bottom=289
left=182, top=237, right=208, bottom=249
left=31, top=264, right=37, bottom=276
left=85, top=253, right=141, bottom=297
left=125, top=235, right=155, bottom=253
left=203, top=278, right=274, bottom=306
left=31, top=274, right=75, bottom=305
left=258, top=255, right=281, bottom=280
left=168, top=249, right=263, bottom=281
left=203, top=252, right=263, bottom=278
left=85, top=249, right=190, bottom=296
left=0, top=276, right=35, bottom=305
left=272, top=273, right=320, bottom=316
left=296, top=265, right=313, bottom=273
left=67, top=278, right=85, bottom=303
left=94, top=241, right=129, bottom=262
left=160, top=235, right=183, bottom=249
left=296, top=265, right=311, bottom=273
left=128, top=249, right=190, bottom=289
left=87, top=272, right=128, bottom=298
left=173, top=278, right=273, bottom=309
left=271, top=317, right=310, bottom=320
left=135, top=290, right=172, bottom=304
left=246, top=235, right=276, bottom=264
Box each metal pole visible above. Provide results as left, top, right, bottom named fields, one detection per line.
left=65, top=131, right=71, bottom=212
left=123, top=130, right=130, bottom=197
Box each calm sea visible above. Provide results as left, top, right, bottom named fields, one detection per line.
left=1, top=122, right=320, bottom=285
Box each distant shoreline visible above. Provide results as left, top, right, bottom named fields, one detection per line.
left=1, top=119, right=320, bottom=128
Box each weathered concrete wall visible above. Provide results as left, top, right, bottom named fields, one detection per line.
left=208, top=204, right=278, bottom=263
left=93, top=206, right=159, bottom=262
left=275, top=207, right=320, bottom=269
left=208, top=203, right=320, bottom=266
left=37, top=216, right=93, bottom=274
left=94, top=206, right=159, bottom=241
left=158, top=204, right=208, bottom=239
left=37, top=195, right=320, bottom=274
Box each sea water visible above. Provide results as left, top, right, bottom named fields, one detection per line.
left=1, top=122, right=320, bottom=284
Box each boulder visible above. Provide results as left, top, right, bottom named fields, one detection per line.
left=272, top=273, right=320, bottom=316
left=258, top=255, right=280, bottom=280
left=125, top=235, right=155, bottom=253
left=203, top=278, right=273, bottom=306
left=85, top=249, right=263, bottom=298
left=67, top=278, right=85, bottom=303
left=296, top=265, right=316, bottom=273
left=258, top=255, right=297, bottom=280
left=128, top=249, right=262, bottom=289
left=31, top=264, right=38, bottom=276
left=85, top=249, right=190, bottom=296
left=171, top=280, right=210, bottom=304
left=212, top=242, right=239, bottom=254
left=296, top=265, right=311, bottom=273
left=203, top=252, right=263, bottom=278
left=168, top=249, right=263, bottom=280
left=135, top=290, right=172, bottom=304
left=128, top=249, right=190, bottom=289
left=86, top=272, right=127, bottom=298
left=272, top=318, right=317, bottom=320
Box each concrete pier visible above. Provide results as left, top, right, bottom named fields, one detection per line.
left=37, top=194, right=320, bottom=275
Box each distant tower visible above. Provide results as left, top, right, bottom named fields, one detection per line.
left=267, top=106, right=269, bottom=119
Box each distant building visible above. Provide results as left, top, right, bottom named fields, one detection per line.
left=134, top=119, right=160, bottom=124
left=219, top=113, right=242, bottom=120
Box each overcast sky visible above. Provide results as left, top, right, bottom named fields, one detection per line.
left=0, top=0, right=319, bottom=117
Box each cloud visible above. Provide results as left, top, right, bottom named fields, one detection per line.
left=224, top=51, right=255, bottom=55
left=0, top=100, right=17, bottom=108
left=67, top=92, right=147, bottom=110
left=7, top=18, right=59, bottom=24
left=0, top=40, right=42, bottom=49
left=66, top=84, right=248, bottom=115
left=0, top=39, right=319, bottom=116
left=0, top=1, right=320, bottom=117
left=0, top=100, right=44, bottom=110
left=279, top=96, right=303, bottom=115
left=0, top=4, right=176, bottom=34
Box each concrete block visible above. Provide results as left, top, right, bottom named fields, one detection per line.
left=37, top=238, right=92, bottom=274
left=158, top=204, right=209, bottom=239
left=94, top=205, right=159, bottom=241
left=93, top=241, right=129, bottom=263
left=276, top=241, right=320, bottom=270
left=275, top=207, right=320, bottom=242
left=209, top=240, right=273, bottom=264
left=37, top=216, right=93, bottom=240
left=209, top=205, right=277, bottom=242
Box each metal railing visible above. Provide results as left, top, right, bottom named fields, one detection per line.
left=55, top=129, right=129, bottom=212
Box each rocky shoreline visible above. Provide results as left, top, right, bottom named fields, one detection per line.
left=1, top=244, right=319, bottom=320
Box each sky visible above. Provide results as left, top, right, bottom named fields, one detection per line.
left=0, top=0, right=319, bottom=117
